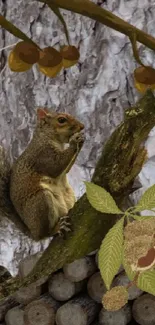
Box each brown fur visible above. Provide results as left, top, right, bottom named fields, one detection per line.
left=10, top=109, right=84, bottom=240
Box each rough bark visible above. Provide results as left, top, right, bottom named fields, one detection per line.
left=0, top=90, right=155, bottom=299
left=39, top=0, right=155, bottom=52
left=18, top=253, right=43, bottom=278
left=1, top=0, right=155, bottom=277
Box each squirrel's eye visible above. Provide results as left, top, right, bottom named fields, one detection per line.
left=58, top=117, right=67, bottom=124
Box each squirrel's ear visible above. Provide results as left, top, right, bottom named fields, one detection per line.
left=37, top=108, right=49, bottom=120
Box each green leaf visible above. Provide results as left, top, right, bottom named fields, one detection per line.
left=98, top=218, right=124, bottom=290
left=123, top=255, right=136, bottom=281
left=0, top=15, right=39, bottom=49
left=45, top=1, right=70, bottom=44
left=135, top=184, right=155, bottom=211
left=84, top=182, right=123, bottom=214
left=137, top=270, right=155, bottom=295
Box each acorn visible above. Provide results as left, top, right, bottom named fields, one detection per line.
left=134, top=80, right=155, bottom=93
left=37, top=47, right=63, bottom=77
left=102, top=286, right=129, bottom=311
left=134, top=66, right=155, bottom=93
left=60, top=45, right=80, bottom=68
left=8, top=41, right=40, bottom=72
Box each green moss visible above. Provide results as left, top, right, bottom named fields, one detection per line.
left=0, top=90, right=155, bottom=300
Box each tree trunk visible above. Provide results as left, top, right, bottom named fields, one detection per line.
left=0, top=90, right=155, bottom=299
left=39, top=0, right=155, bottom=51
left=1, top=0, right=155, bottom=278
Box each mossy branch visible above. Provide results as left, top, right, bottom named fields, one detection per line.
left=38, top=0, right=155, bottom=54
left=0, top=90, right=155, bottom=299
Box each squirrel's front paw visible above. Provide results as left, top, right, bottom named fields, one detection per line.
left=69, top=132, right=85, bottom=151
left=53, top=216, right=71, bottom=238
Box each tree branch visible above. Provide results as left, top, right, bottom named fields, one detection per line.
left=0, top=15, right=40, bottom=49
left=0, top=90, right=155, bottom=299
left=40, top=0, right=155, bottom=53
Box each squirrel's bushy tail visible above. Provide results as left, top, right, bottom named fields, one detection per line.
left=0, top=146, right=30, bottom=235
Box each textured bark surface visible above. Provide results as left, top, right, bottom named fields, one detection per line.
left=1, top=90, right=154, bottom=299
left=0, top=0, right=155, bottom=276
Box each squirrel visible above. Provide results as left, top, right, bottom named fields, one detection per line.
left=8, top=108, right=85, bottom=241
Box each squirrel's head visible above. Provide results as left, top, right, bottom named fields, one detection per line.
left=36, top=108, right=84, bottom=143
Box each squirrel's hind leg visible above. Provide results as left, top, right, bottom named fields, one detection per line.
left=22, top=190, right=53, bottom=241
left=46, top=189, right=72, bottom=238
left=22, top=189, right=72, bottom=240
